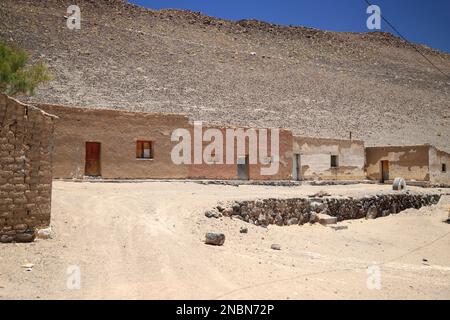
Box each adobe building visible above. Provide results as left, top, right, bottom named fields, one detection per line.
left=185, top=124, right=293, bottom=181
left=37, top=104, right=190, bottom=180
left=37, top=104, right=293, bottom=180
left=292, top=136, right=366, bottom=181
left=366, top=145, right=450, bottom=185
left=0, top=94, right=56, bottom=243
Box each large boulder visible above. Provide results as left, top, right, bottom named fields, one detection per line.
left=393, top=177, right=406, bottom=191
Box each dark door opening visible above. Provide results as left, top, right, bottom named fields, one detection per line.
left=237, top=155, right=249, bottom=180
left=292, top=154, right=301, bottom=181
left=85, top=142, right=101, bottom=176
left=380, top=160, right=389, bottom=183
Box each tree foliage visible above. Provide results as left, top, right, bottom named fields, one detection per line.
left=0, top=42, right=52, bottom=96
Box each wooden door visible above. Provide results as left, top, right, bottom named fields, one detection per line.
left=85, top=142, right=101, bottom=176
left=381, top=160, right=389, bottom=183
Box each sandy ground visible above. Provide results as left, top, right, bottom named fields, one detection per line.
left=1, top=181, right=450, bottom=300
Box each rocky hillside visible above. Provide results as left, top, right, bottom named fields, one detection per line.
left=1, top=0, right=449, bottom=150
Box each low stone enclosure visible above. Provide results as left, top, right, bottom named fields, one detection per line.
left=0, top=94, right=56, bottom=243
left=214, top=192, right=441, bottom=227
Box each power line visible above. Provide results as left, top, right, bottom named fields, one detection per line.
left=364, top=0, right=450, bottom=81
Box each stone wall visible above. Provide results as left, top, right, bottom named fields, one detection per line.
left=365, top=145, right=430, bottom=182
left=219, top=192, right=441, bottom=226
left=0, top=94, right=56, bottom=243
left=293, top=136, right=366, bottom=180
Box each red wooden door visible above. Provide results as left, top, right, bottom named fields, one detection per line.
left=381, top=160, right=389, bottom=183
left=85, top=142, right=101, bottom=176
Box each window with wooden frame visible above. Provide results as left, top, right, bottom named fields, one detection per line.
left=330, top=155, right=338, bottom=168
left=136, top=141, right=153, bottom=159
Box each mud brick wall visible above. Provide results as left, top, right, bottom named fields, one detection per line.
left=219, top=192, right=441, bottom=226
left=0, top=94, right=56, bottom=243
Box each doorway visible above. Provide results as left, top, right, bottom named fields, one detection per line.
left=380, top=160, right=389, bottom=183
left=85, top=142, right=101, bottom=176
left=237, top=155, right=249, bottom=180
left=292, top=153, right=301, bottom=181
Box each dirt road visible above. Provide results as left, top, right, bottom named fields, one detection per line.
left=1, top=181, right=449, bottom=299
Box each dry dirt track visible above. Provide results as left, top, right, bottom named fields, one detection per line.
left=1, top=181, right=450, bottom=299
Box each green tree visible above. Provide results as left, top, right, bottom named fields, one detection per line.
left=0, top=42, right=52, bottom=96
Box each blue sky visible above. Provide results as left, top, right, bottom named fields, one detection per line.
left=129, top=0, right=450, bottom=53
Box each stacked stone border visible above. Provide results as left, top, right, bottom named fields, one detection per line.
left=215, top=192, right=441, bottom=227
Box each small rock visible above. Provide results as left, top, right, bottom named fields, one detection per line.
left=36, top=227, right=52, bottom=240
left=366, top=206, right=378, bottom=219
left=327, top=225, right=348, bottom=231
left=317, top=213, right=337, bottom=225
left=240, top=226, right=248, bottom=234
left=309, top=190, right=331, bottom=198
left=0, top=235, right=14, bottom=243
left=15, top=230, right=35, bottom=243
left=205, top=210, right=221, bottom=219
left=381, top=210, right=390, bottom=217
left=21, top=263, right=34, bottom=269
left=309, top=213, right=319, bottom=223
left=271, top=244, right=281, bottom=250
left=205, top=233, right=225, bottom=246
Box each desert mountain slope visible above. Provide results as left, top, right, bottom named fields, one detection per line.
left=1, top=0, right=449, bottom=150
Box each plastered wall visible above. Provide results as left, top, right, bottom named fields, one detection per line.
left=38, top=104, right=190, bottom=179
left=38, top=104, right=292, bottom=180
left=429, top=146, right=450, bottom=185
left=293, top=136, right=365, bottom=180
left=365, top=145, right=430, bottom=182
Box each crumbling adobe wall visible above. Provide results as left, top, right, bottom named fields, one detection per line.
left=293, top=136, right=366, bottom=180
left=0, top=94, right=56, bottom=243
left=218, top=192, right=440, bottom=226
left=365, top=145, right=430, bottom=182
left=428, top=146, right=450, bottom=186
